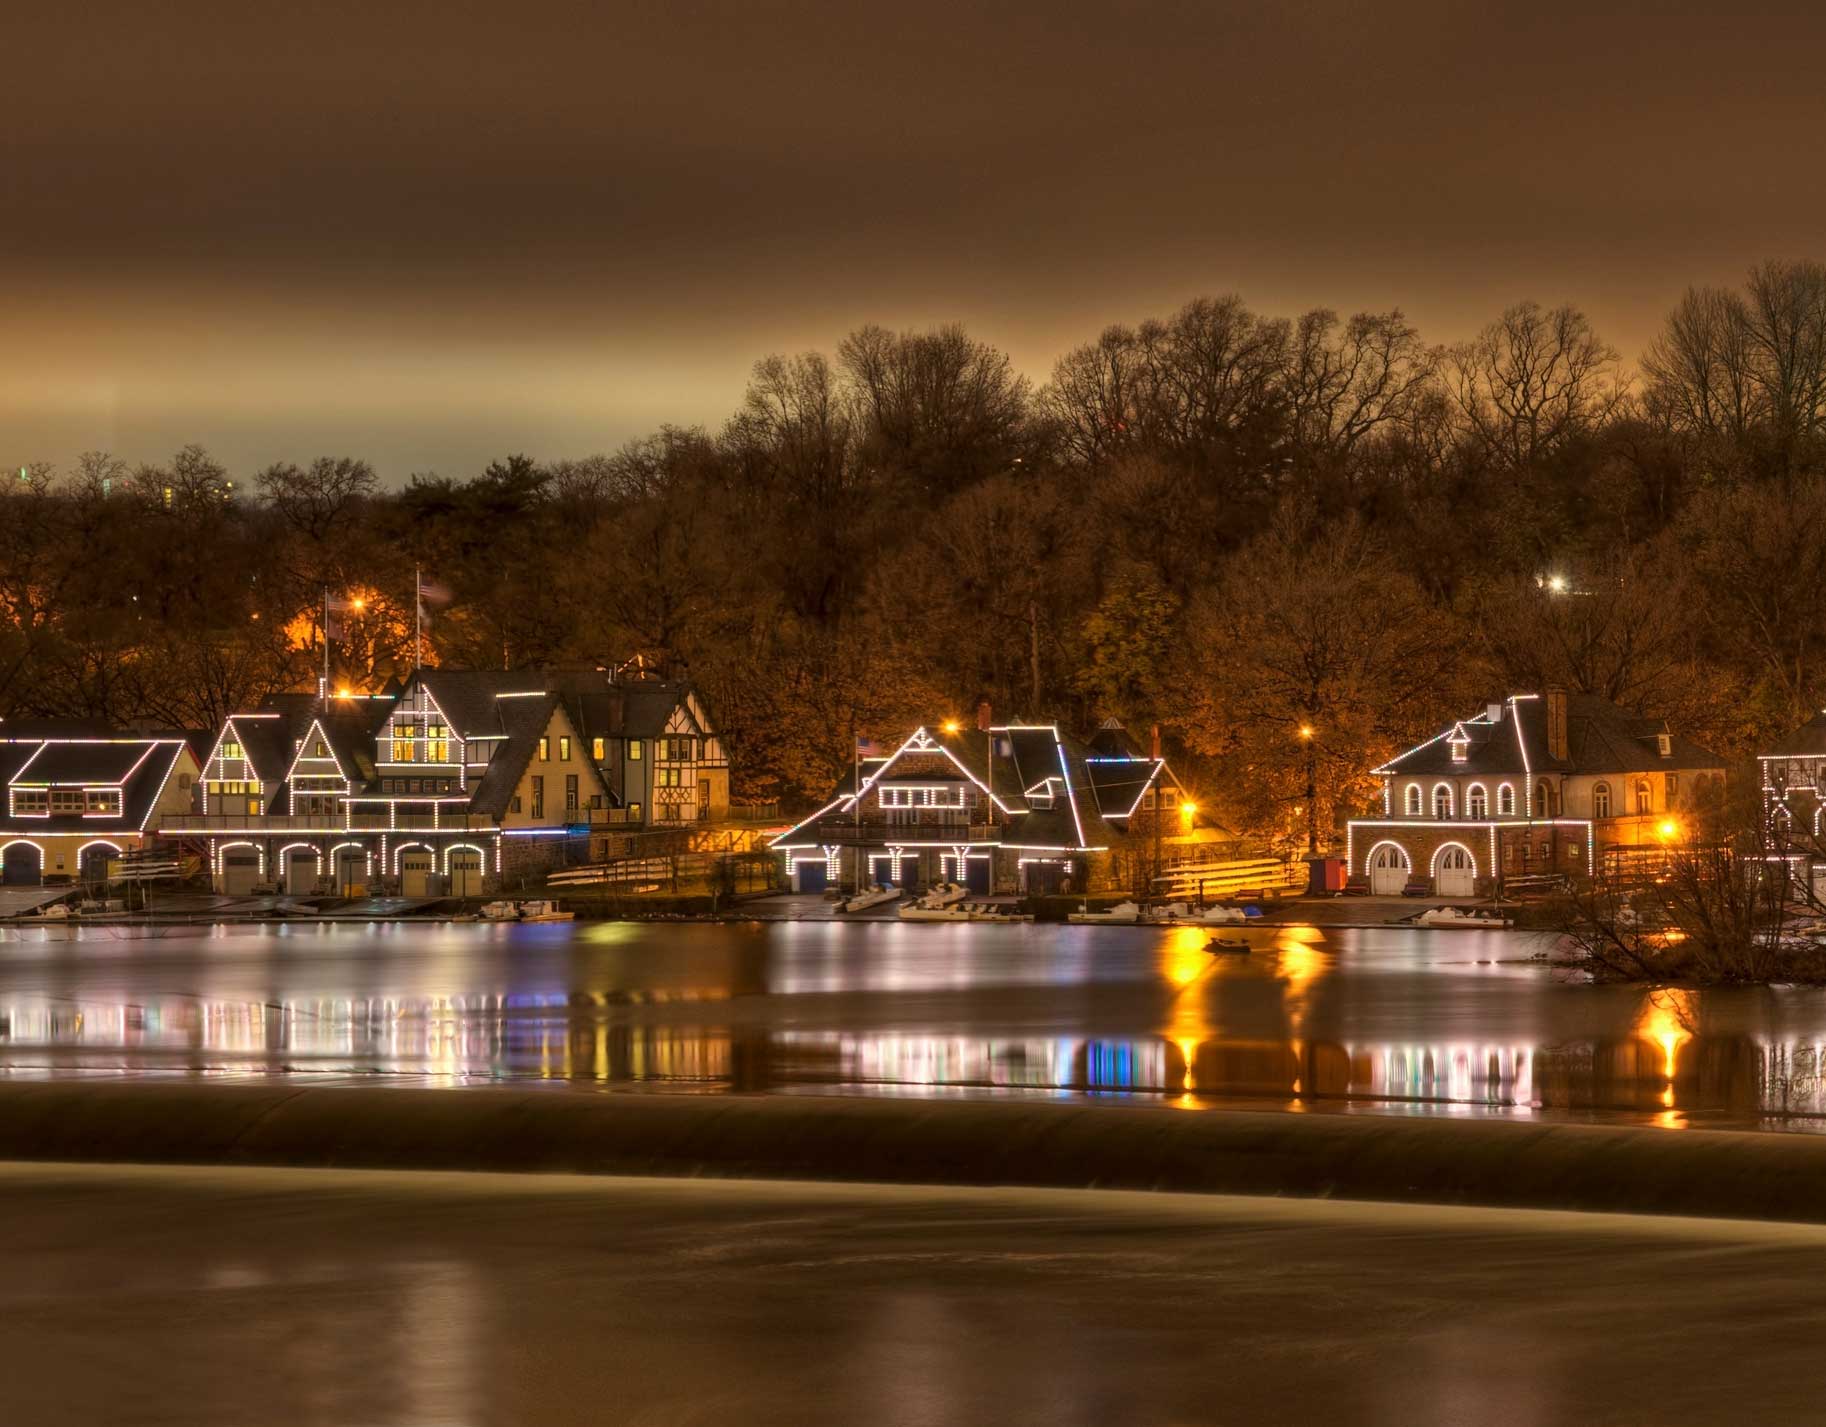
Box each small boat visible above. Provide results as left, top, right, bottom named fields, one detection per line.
left=479, top=900, right=521, bottom=921
left=32, top=903, right=74, bottom=921
left=1068, top=900, right=1142, bottom=925
left=1417, top=906, right=1514, bottom=929
left=898, top=899, right=1031, bottom=923
left=896, top=884, right=967, bottom=918
left=1206, top=936, right=1251, bottom=954
left=840, top=885, right=901, bottom=913
left=518, top=899, right=574, bottom=923
left=1147, top=902, right=1247, bottom=926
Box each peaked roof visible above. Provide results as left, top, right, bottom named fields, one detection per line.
left=1378, top=693, right=1723, bottom=778
left=773, top=721, right=1172, bottom=850
left=1768, top=711, right=1826, bottom=759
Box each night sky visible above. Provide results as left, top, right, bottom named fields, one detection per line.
left=9, top=0, right=1825, bottom=477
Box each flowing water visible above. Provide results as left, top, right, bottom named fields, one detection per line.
left=3, top=918, right=1825, bottom=1129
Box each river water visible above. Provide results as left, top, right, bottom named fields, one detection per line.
left=4, top=918, right=1826, bottom=1130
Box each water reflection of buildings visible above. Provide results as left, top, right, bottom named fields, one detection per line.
left=0, top=987, right=1817, bottom=1127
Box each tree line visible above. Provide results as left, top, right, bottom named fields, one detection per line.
left=8, top=259, right=1826, bottom=847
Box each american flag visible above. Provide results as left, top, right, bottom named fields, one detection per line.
left=416, top=574, right=453, bottom=627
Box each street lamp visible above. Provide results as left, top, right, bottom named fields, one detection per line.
left=1298, top=725, right=1318, bottom=857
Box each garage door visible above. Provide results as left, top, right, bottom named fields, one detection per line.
left=285, top=850, right=320, bottom=896
left=1367, top=844, right=1409, bottom=896
left=1435, top=845, right=1476, bottom=898
left=399, top=851, right=435, bottom=898
left=2, top=843, right=42, bottom=886
left=794, top=859, right=828, bottom=893
left=448, top=850, right=484, bottom=898
left=220, top=852, right=262, bottom=896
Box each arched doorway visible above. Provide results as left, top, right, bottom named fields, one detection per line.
left=397, top=845, right=435, bottom=898
left=1434, top=843, right=1476, bottom=898
left=332, top=846, right=368, bottom=897
left=78, top=842, right=120, bottom=887
left=1367, top=842, right=1409, bottom=896
left=282, top=847, right=321, bottom=896
left=218, top=846, right=262, bottom=896
left=2, top=842, right=43, bottom=886
left=447, top=847, right=484, bottom=898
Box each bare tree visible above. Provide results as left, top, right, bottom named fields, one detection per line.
left=1447, top=301, right=1626, bottom=470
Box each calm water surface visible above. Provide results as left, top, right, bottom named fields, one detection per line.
left=2, top=919, right=1824, bottom=1129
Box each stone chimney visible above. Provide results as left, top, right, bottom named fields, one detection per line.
left=976, top=699, right=993, bottom=732
left=1545, top=686, right=1568, bottom=761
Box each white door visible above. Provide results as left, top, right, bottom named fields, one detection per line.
left=400, top=852, right=435, bottom=898
left=286, top=851, right=319, bottom=896
left=1368, top=844, right=1409, bottom=895
left=448, top=850, right=482, bottom=898
left=1436, top=845, right=1476, bottom=898
left=220, top=852, right=261, bottom=896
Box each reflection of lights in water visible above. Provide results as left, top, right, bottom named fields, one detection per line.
left=1159, top=928, right=1214, bottom=1097
left=1636, top=988, right=1696, bottom=1115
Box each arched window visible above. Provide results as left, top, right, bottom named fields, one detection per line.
left=1405, top=783, right=1422, bottom=816
left=1533, top=779, right=1553, bottom=818
left=1467, top=783, right=1488, bottom=818
left=1497, top=783, right=1515, bottom=816
left=1433, top=784, right=1453, bottom=819
left=1592, top=782, right=1611, bottom=818
left=1634, top=779, right=1651, bottom=815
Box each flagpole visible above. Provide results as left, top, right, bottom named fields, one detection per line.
left=320, top=586, right=329, bottom=700
left=414, top=565, right=421, bottom=671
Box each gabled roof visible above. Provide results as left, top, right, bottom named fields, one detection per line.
left=1378, top=694, right=1722, bottom=778
left=223, top=713, right=300, bottom=785
left=1767, top=711, right=1826, bottom=759
left=773, top=721, right=1174, bottom=851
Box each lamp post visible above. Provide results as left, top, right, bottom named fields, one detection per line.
left=1298, top=725, right=1318, bottom=857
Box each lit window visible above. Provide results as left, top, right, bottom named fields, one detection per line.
left=592, top=737, right=605, bottom=761
left=538, top=737, right=549, bottom=762
left=629, top=741, right=643, bottom=762
left=560, top=736, right=571, bottom=761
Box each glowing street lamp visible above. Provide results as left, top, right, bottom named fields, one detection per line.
left=1298, top=724, right=1318, bottom=856
left=1657, top=818, right=1679, bottom=841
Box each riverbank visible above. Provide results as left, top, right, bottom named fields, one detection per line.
left=4, top=1080, right=1826, bottom=1224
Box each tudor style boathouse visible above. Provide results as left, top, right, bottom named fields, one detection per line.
left=165, top=668, right=728, bottom=896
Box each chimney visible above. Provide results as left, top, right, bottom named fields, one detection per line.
left=1150, top=723, right=1162, bottom=760
left=1486, top=702, right=1503, bottom=724
left=976, top=699, right=992, bottom=732
left=1545, top=686, right=1568, bottom=761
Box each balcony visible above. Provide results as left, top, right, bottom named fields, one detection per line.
left=161, top=812, right=500, bottom=833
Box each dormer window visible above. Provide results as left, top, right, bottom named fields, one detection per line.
left=1450, top=739, right=1468, bottom=763
left=1657, top=733, right=1672, bottom=758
